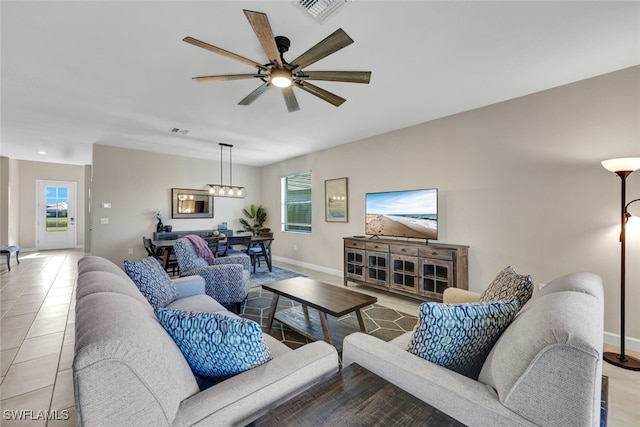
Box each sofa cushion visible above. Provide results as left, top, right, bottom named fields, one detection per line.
left=479, top=266, right=533, bottom=308
left=406, top=299, right=520, bottom=379
left=78, top=255, right=131, bottom=280
left=124, top=257, right=178, bottom=309
left=75, top=270, right=153, bottom=309
left=155, top=308, right=272, bottom=381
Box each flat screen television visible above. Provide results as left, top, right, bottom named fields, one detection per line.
left=365, top=188, right=438, bottom=241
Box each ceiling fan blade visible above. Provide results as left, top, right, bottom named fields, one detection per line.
left=297, top=71, right=371, bottom=84
left=193, top=74, right=262, bottom=82
left=243, top=10, right=283, bottom=68
left=295, top=81, right=346, bottom=107
left=183, top=36, right=267, bottom=71
left=238, top=82, right=271, bottom=106
left=282, top=87, right=300, bottom=112
left=290, top=29, right=354, bottom=73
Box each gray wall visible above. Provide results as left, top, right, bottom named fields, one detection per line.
left=260, top=66, right=640, bottom=347
left=90, top=144, right=263, bottom=268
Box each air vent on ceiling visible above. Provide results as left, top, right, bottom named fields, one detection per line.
left=169, top=127, right=190, bottom=135
left=293, top=0, right=349, bottom=23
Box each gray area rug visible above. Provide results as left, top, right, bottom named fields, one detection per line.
left=248, top=266, right=306, bottom=288
left=240, top=269, right=417, bottom=350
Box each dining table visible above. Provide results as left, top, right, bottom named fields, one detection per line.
left=152, top=235, right=274, bottom=272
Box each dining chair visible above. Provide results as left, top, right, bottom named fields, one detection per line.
left=143, top=236, right=179, bottom=276
left=221, top=235, right=253, bottom=270
left=248, top=238, right=273, bottom=273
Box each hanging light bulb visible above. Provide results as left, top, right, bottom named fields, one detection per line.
left=206, top=143, right=246, bottom=198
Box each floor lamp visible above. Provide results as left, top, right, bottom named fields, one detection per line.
left=601, top=157, right=640, bottom=371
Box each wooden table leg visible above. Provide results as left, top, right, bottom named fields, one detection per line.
left=356, top=309, right=368, bottom=334
left=266, top=294, right=280, bottom=328
left=318, top=311, right=334, bottom=345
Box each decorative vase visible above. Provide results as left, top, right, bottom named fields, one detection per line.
left=156, top=220, right=164, bottom=232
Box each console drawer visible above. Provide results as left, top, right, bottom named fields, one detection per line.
left=390, top=244, right=419, bottom=256
left=345, top=239, right=366, bottom=249
left=366, top=242, right=389, bottom=252
left=419, top=247, right=454, bottom=261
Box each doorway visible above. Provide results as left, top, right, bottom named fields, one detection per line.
left=37, top=180, right=77, bottom=250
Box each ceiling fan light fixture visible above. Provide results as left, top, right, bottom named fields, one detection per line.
left=271, top=68, right=292, bottom=88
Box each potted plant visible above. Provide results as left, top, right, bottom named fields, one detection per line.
left=238, top=205, right=271, bottom=236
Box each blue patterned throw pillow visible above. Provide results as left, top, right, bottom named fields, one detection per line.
left=124, top=257, right=178, bottom=309
left=479, top=266, right=533, bottom=308
left=406, top=300, right=519, bottom=379
left=155, top=308, right=272, bottom=380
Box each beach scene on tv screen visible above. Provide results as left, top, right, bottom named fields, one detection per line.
left=366, top=189, right=438, bottom=239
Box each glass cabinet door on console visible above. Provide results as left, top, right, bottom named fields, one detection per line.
left=345, top=248, right=365, bottom=281
left=391, top=254, right=418, bottom=294
left=366, top=251, right=388, bottom=287
left=344, top=239, right=366, bottom=282
left=365, top=241, right=389, bottom=287
left=419, top=259, right=453, bottom=301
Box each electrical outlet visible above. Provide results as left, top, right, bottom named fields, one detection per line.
left=128, top=248, right=133, bottom=255
left=293, top=244, right=298, bottom=251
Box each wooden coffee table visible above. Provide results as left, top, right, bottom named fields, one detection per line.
left=263, top=277, right=377, bottom=348
left=253, top=363, right=464, bottom=426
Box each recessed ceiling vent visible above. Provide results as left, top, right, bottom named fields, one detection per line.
left=169, top=127, right=190, bottom=135
left=293, top=0, right=349, bottom=23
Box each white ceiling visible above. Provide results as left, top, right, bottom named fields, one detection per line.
left=2, top=1, right=639, bottom=167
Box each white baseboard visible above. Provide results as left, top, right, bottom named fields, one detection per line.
left=272, top=256, right=343, bottom=278
left=17, top=246, right=85, bottom=253
left=603, top=332, right=640, bottom=353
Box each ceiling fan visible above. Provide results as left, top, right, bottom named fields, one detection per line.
left=183, top=9, right=371, bottom=112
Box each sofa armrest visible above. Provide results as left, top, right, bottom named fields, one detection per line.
left=443, top=287, right=481, bottom=304
left=172, top=275, right=206, bottom=298
left=342, top=333, right=534, bottom=427
left=215, top=253, right=251, bottom=271
left=173, top=341, right=339, bottom=426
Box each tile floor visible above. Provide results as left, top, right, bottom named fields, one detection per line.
left=0, top=249, right=638, bottom=426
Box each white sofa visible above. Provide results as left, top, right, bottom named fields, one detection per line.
left=73, top=256, right=339, bottom=426
left=343, top=272, right=604, bottom=427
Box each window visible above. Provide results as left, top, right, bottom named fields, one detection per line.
left=282, top=172, right=312, bottom=233
left=46, top=186, right=69, bottom=232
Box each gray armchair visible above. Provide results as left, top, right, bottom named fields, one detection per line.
left=173, top=238, right=250, bottom=312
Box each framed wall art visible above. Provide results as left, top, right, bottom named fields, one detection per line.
left=325, top=177, right=348, bottom=222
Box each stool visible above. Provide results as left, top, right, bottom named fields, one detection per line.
left=0, top=246, right=20, bottom=271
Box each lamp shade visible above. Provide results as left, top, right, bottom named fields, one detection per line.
left=601, top=157, right=640, bottom=173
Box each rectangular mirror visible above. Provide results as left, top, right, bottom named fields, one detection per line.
left=171, top=188, right=213, bottom=218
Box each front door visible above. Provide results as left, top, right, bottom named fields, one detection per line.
left=37, top=180, right=77, bottom=250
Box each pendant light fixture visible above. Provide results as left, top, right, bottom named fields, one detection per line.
left=208, top=143, right=246, bottom=198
